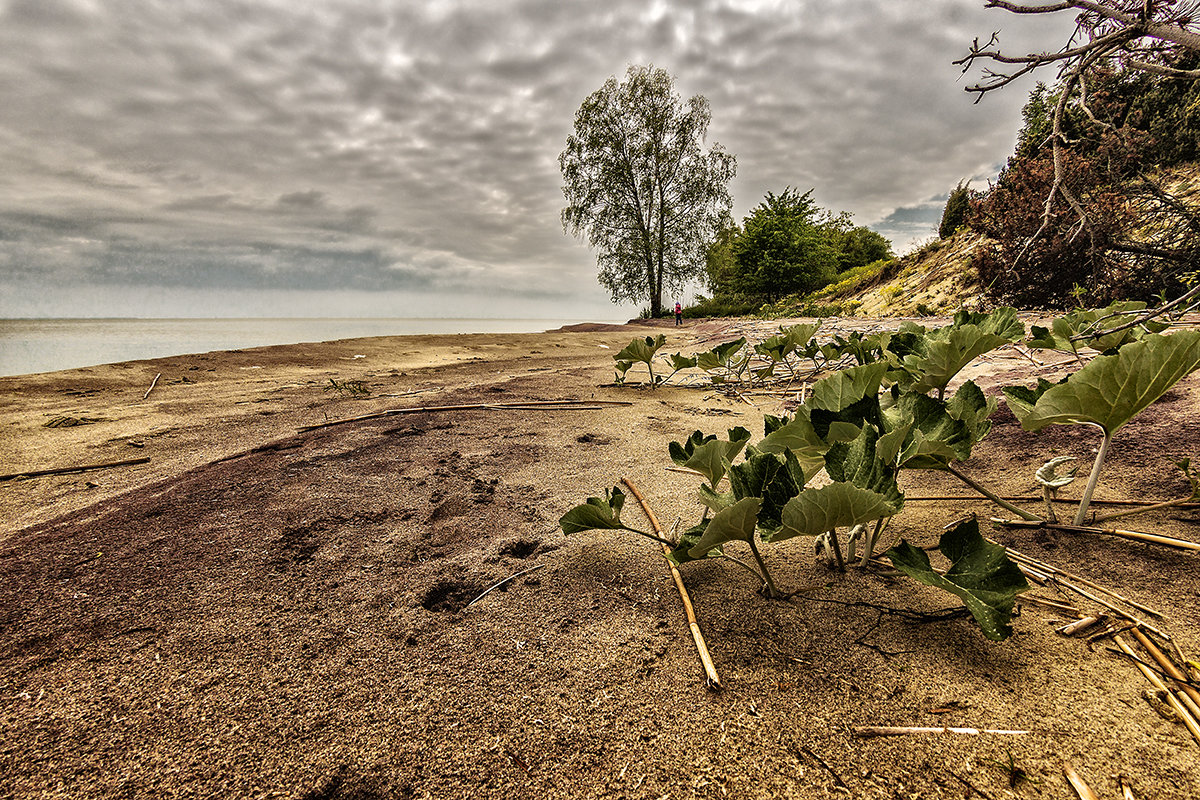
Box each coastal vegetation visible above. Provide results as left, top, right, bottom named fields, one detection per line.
left=568, top=305, right=1200, bottom=642
left=559, top=65, right=736, bottom=318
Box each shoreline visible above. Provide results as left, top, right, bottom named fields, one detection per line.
left=0, top=316, right=637, bottom=379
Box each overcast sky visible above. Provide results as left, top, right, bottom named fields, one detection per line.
left=0, top=0, right=1074, bottom=319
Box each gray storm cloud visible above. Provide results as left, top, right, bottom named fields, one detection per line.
left=0, top=0, right=1073, bottom=316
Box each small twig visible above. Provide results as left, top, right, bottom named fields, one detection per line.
left=142, top=372, right=162, bottom=401
left=997, top=540, right=1163, bottom=618
left=855, top=726, right=1029, bottom=737
left=620, top=477, right=722, bottom=690
left=1063, top=764, right=1101, bottom=800
left=1021, top=594, right=1081, bottom=616
left=993, top=518, right=1200, bottom=552
left=0, top=457, right=151, bottom=483
left=462, top=564, right=546, bottom=610
left=1130, top=628, right=1200, bottom=719
left=951, top=771, right=997, bottom=800
left=1113, top=636, right=1200, bottom=746
left=797, top=746, right=849, bottom=792
left=1057, top=616, right=1105, bottom=636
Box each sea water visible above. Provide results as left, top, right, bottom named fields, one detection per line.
left=0, top=318, right=611, bottom=377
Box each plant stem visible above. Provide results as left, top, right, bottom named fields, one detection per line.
left=1042, top=486, right=1058, bottom=523
left=945, top=463, right=1042, bottom=521
left=1073, top=431, right=1113, bottom=526
left=827, top=528, right=846, bottom=572
left=747, top=536, right=783, bottom=598
left=859, top=518, right=886, bottom=568
left=632, top=528, right=678, bottom=548
left=721, top=552, right=765, bottom=582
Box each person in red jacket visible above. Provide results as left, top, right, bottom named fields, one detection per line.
left=674, top=301, right=682, bottom=326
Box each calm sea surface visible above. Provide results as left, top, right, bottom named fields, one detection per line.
left=0, top=318, right=613, bottom=377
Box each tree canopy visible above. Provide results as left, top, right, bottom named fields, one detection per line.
left=729, top=189, right=838, bottom=303
left=559, top=65, right=736, bottom=316
left=702, top=189, right=892, bottom=306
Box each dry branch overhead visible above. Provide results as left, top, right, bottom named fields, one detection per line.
left=958, top=0, right=1200, bottom=279
left=0, top=457, right=151, bottom=483
left=620, top=476, right=722, bottom=690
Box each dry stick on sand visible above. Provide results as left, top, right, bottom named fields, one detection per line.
left=0, top=456, right=151, bottom=483
left=996, top=541, right=1165, bottom=619
left=620, top=477, right=722, bottom=690
left=1114, top=635, right=1200, bottom=746
left=1129, top=628, right=1200, bottom=720
left=142, top=372, right=162, bottom=401
left=993, top=518, right=1200, bottom=552
left=462, top=564, right=547, bottom=610
left=297, top=399, right=633, bottom=432
left=905, top=495, right=1197, bottom=508
left=854, top=726, right=1029, bottom=738
left=1063, top=764, right=1102, bottom=800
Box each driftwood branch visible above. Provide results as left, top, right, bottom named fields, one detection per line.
left=620, top=476, right=722, bottom=690
left=0, top=457, right=151, bottom=483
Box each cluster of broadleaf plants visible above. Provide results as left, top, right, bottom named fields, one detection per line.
left=569, top=304, right=1200, bottom=642
left=612, top=323, right=851, bottom=386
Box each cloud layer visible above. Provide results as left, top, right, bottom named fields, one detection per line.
left=0, top=0, right=1074, bottom=317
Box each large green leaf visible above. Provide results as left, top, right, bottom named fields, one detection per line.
left=560, top=486, right=641, bottom=535
left=769, top=482, right=901, bottom=542
left=666, top=521, right=719, bottom=566
left=729, top=450, right=806, bottom=529
left=1008, top=330, right=1200, bottom=434
left=824, top=425, right=903, bottom=507
left=754, top=411, right=828, bottom=479
left=1001, top=377, right=1058, bottom=420
left=898, top=308, right=1023, bottom=396
left=688, top=497, right=761, bottom=558
left=1028, top=302, right=1168, bottom=356
left=667, top=352, right=698, bottom=371
left=904, top=327, right=1017, bottom=396
left=614, top=334, right=667, bottom=365
left=885, top=381, right=995, bottom=469
left=886, top=518, right=1029, bottom=641
left=669, top=430, right=715, bottom=466
left=755, top=323, right=820, bottom=363
left=696, top=337, right=748, bottom=371
left=810, top=362, right=888, bottom=413
left=678, top=427, right=753, bottom=488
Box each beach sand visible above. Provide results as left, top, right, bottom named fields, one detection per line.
left=2, top=317, right=1198, bottom=798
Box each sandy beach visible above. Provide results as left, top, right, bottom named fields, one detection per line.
left=2, top=317, right=1199, bottom=799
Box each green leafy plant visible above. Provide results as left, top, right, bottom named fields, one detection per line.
left=613, top=334, right=667, bottom=386
left=1006, top=329, right=1200, bottom=524
left=573, top=305, right=1194, bottom=647
left=887, top=518, right=1030, bottom=641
